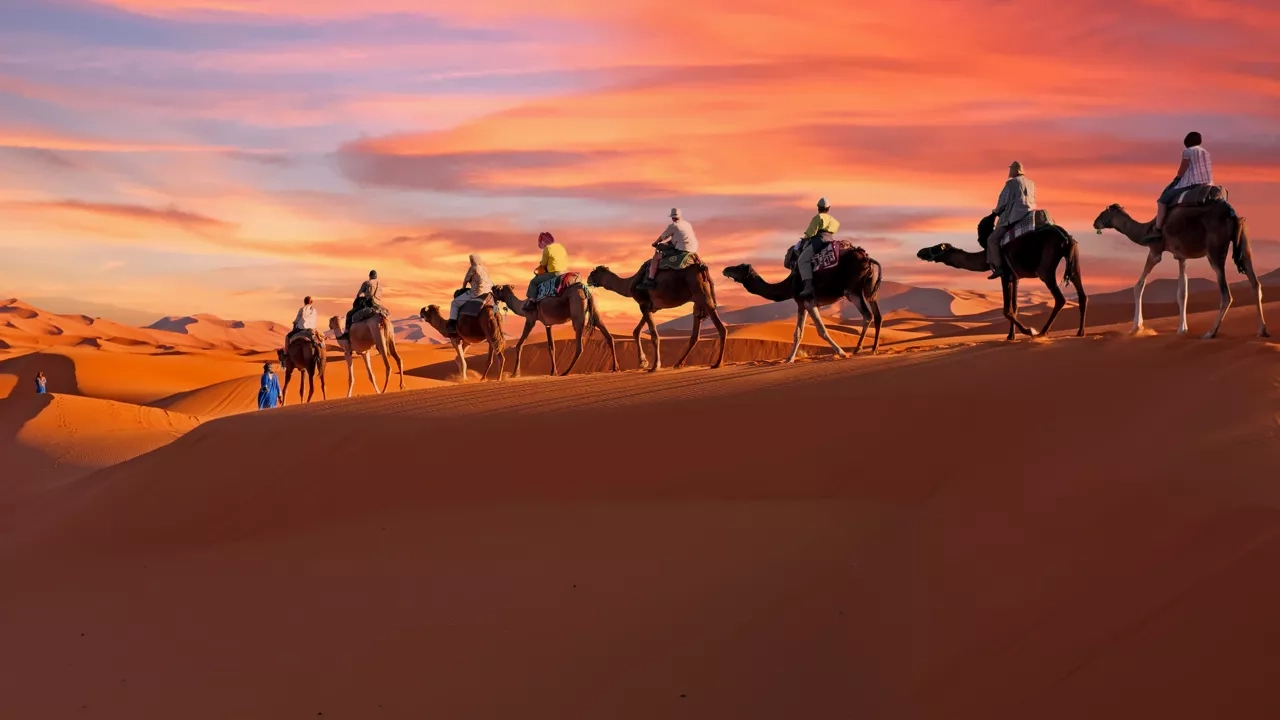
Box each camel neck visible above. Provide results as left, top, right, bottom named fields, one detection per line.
left=1111, top=211, right=1155, bottom=244
left=739, top=267, right=794, bottom=302
left=941, top=249, right=989, bottom=273
left=594, top=268, right=636, bottom=295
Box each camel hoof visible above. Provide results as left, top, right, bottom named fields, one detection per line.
left=1128, top=325, right=1144, bottom=336
left=1201, top=332, right=1217, bottom=340
left=710, top=363, right=722, bottom=369
left=1260, top=329, right=1271, bottom=338
left=836, top=352, right=850, bottom=360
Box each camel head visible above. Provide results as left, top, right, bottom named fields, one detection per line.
left=276, top=348, right=288, bottom=365
left=421, top=305, right=443, bottom=325
left=490, top=284, right=515, bottom=304
left=586, top=266, right=609, bottom=287
left=916, top=243, right=955, bottom=263
left=1093, top=204, right=1124, bottom=234
left=722, top=264, right=756, bottom=285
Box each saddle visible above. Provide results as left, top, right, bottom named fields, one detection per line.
left=1169, top=184, right=1226, bottom=209
left=532, top=272, right=584, bottom=302
left=999, top=209, right=1055, bottom=247
left=350, top=305, right=389, bottom=325
left=783, top=237, right=858, bottom=273
left=287, top=329, right=323, bottom=347
left=458, top=293, right=495, bottom=317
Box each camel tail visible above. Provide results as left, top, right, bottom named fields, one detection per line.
left=867, top=259, right=883, bottom=300
left=1231, top=215, right=1248, bottom=275
left=1062, top=231, right=1080, bottom=288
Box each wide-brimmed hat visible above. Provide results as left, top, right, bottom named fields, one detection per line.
left=670, top=207, right=681, bottom=219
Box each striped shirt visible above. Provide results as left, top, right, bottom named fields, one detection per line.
left=1175, top=146, right=1213, bottom=189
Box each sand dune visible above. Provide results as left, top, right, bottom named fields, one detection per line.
left=2, top=301, right=1277, bottom=719
left=0, top=393, right=198, bottom=524
left=2, top=290, right=1279, bottom=718
left=148, top=313, right=287, bottom=351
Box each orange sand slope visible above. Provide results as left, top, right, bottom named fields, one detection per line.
left=2, top=295, right=1278, bottom=719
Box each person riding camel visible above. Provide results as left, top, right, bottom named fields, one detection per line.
left=987, top=161, right=1036, bottom=279
left=524, top=231, right=568, bottom=313
left=446, top=254, right=493, bottom=336
left=638, top=208, right=699, bottom=290
left=795, top=197, right=840, bottom=299
left=1147, top=131, right=1213, bottom=243
left=283, top=296, right=319, bottom=352
left=341, top=270, right=382, bottom=340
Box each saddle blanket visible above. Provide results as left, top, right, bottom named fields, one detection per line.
left=350, top=305, right=390, bottom=325
left=532, top=272, right=583, bottom=302
left=658, top=250, right=700, bottom=271
left=1001, top=209, right=1054, bottom=247
left=459, top=293, right=495, bottom=317
left=812, top=239, right=857, bottom=272
left=1170, top=184, right=1226, bottom=208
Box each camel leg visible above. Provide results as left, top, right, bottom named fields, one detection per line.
left=1003, top=276, right=1034, bottom=339
left=561, top=311, right=588, bottom=377
left=1131, top=250, right=1161, bottom=334
left=481, top=338, right=495, bottom=381
left=305, top=366, right=315, bottom=403
left=631, top=317, right=648, bottom=369
left=280, top=365, right=293, bottom=407
left=544, top=325, right=558, bottom=376
left=318, top=361, right=328, bottom=401
left=362, top=351, right=379, bottom=393
left=594, top=314, right=619, bottom=372
left=388, top=338, right=405, bottom=391
left=1038, top=274, right=1066, bottom=337
left=493, top=334, right=505, bottom=381
left=1175, top=259, right=1189, bottom=335
left=672, top=314, right=703, bottom=369
left=852, top=295, right=871, bottom=354
left=345, top=354, right=355, bottom=398
left=454, top=342, right=469, bottom=382
left=1243, top=258, right=1269, bottom=338
left=785, top=303, right=808, bottom=363
left=644, top=311, right=662, bottom=372
left=808, top=305, right=848, bottom=359
left=868, top=298, right=883, bottom=354
left=708, top=308, right=727, bottom=369
left=1072, top=269, right=1088, bottom=338
left=1203, top=258, right=1233, bottom=340
left=511, top=317, right=536, bottom=378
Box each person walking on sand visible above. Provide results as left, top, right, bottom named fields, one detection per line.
left=34, top=372, right=47, bottom=394
left=257, top=362, right=281, bottom=410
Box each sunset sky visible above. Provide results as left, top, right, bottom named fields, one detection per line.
left=2, top=0, right=1278, bottom=324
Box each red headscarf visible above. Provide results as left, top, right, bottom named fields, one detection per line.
left=537, top=231, right=555, bottom=249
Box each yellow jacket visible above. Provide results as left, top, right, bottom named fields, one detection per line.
left=803, top=212, right=840, bottom=239
left=535, top=243, right=569, bottom=274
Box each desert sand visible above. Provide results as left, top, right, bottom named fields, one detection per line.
left=2, top=283, right=1278, bottom=719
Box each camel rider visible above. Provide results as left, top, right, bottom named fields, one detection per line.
left=795, top=198, right=839, bottom=299
left=524, top=231, right=568, bottom=313
left=987, top=161, right=1036, bottom=279
left=341, top=270, right=382, bottom=340
left=284, top=296, right=318, bottom=352
left=447, top=254, right=493, bottom=335
left=1147, top=131, right=1213, bottom=243
left=639, top=208, right=699, bottom=290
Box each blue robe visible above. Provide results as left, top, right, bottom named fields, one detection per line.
left=257, top=371, right=281, bottom=409
left=35, top=378, right=47, bottom=394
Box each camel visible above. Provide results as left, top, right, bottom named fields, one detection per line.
left=326, top=314, right=404, bottom=397
left=491, top=283, right=618, bottom=377
left=275, top=334, right=327, bottom=405
left=419, top=302, right=505, bottom=381
left=723, top=243, right=884, bottom=363
left=587, top=261, right=726, bottom=372
left=1093, top=202, right=1267, bottom=339
left=916, top=213, right=1087, bottom=341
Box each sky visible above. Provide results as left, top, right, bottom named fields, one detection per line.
left=2, top=0, right=1279, bottom=325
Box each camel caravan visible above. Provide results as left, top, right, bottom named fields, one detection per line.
left=270, top=132, right=1266, bottom=403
